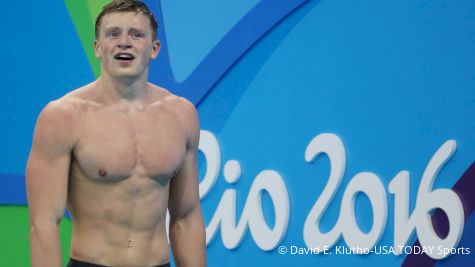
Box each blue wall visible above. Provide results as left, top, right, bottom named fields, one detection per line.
left=1, top=0, right=474, bottom=266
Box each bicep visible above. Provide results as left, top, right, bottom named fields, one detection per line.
left=168, top=99, right=201, bottom=220
left=26, top=102, right=75, bottom=223
left=168, top=147, right=200, bottom=220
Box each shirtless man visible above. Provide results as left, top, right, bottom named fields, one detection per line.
left=26, top=1, right=206, bottom=266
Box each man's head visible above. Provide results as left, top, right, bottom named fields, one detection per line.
left=95, top=0, right=158, bottom=41
left=93, top=0, right=161, bottom=80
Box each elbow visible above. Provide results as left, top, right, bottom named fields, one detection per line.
left=170, top=206, right=204, bottom=227
left=169, top=209, right=205, bottom=239
left=29, top=216, right=61, bottom=236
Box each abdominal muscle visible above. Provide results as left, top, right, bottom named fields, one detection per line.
left=67, top=162, right=171, bottom=267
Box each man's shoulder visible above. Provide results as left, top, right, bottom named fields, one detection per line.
left=148, top=83, right=197, bottom=116
left=37, top=82, right=96, bottom=128
left=61, top=81, right=100, bottom=105
left=148, top=83, right=199, bottom=144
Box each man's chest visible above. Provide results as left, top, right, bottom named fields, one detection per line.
left=72, top=106, right=187, bottom=181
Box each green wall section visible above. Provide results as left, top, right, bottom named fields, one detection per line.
left=64, top=0, right=110, bottom=78
left=0, top=206, right=72, bottom=267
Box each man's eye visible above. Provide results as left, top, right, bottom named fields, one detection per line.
left=106, top=31, right=119, bottom=38
left=131, top=32, right=144, bottom=39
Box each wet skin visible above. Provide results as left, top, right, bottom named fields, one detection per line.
left=67, top=83, right=187, bottom=266
left=26, top=11, right=205, bottom=267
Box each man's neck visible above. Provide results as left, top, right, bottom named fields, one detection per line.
left=98, top=73, right=149, bottom=104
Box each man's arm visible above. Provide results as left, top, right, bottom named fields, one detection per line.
left=168, top=99, right=206, bottom=267
left=26, top=100, right=77, bottom=267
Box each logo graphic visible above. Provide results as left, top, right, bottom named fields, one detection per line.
left=2, top=1, right=474, bottom=267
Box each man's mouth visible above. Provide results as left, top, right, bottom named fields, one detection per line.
left=114, top=53, right=135, bottom=61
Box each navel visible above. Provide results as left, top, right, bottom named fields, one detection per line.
left=98, top=168, right=108, bottom=177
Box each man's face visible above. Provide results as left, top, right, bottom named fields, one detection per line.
left=94, top=12, right=160, bottom=80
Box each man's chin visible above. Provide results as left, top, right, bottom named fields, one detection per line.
left=110, top=70, right=142, bottom=80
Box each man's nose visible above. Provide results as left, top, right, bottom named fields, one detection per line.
left=117, top=35, right=132, bottom=49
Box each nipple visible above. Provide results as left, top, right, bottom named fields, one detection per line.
left=98, top=168, right=108, bottom=177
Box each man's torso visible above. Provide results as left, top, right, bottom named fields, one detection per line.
left=62, top=81, right=188, bottom=266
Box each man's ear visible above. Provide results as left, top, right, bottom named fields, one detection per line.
left=94, top=39, right=101, bottom=59
left=151, top=40, right=161, bottom=59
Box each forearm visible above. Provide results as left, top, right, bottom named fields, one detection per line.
left=170, top=210, right=206, bottom=267
left=29, top=220, right=63, bottom=267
